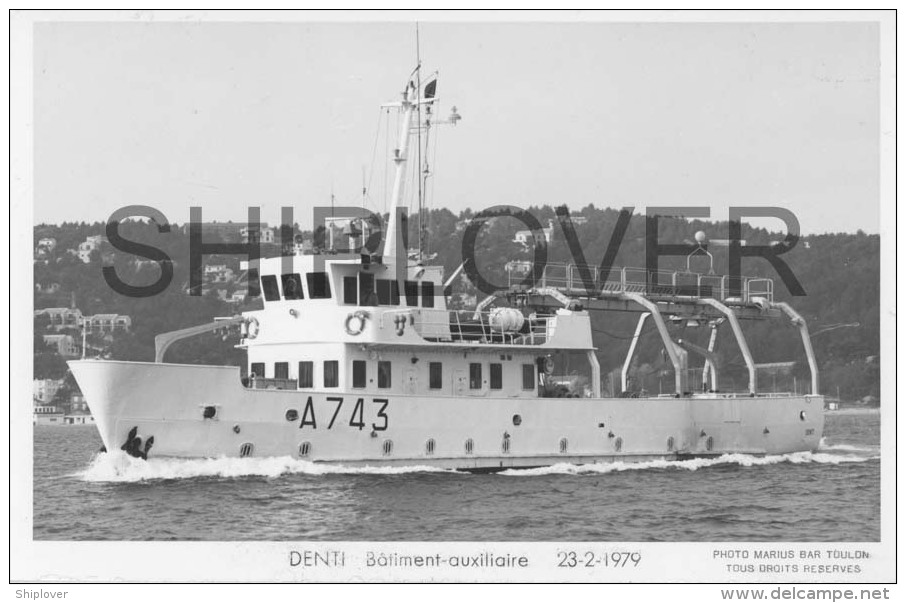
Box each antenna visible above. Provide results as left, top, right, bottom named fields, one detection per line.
left=416, top=23, right=423, bottom=262
left=686, top=230, right=715, bottom=274
left=362, top=165, right=367, bottom=208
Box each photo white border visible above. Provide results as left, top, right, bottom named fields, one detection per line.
left=8, top=8, right=899, bottom=590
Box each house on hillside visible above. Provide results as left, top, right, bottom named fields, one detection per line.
left=35, top=282, right=61, bottom=295
left=42, top=334, right=79, bottom=358
left=35, top=307, right=83, bottom=331
left=77, top=235, right=107, bottom=263
left=240, top=224, right=275, bottom=244
left=84, top=313, right=132, bottom=333
left=33, top=378, right=64, bottom=404
left=35, top=237, right=57, bottom=258
left=513, top=219, right=555, bottom=248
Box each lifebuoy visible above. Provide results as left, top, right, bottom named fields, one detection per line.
left=543, top=356, right=555, bottom=374
left=246, top=317, right=259, bottom=339
left=345, top=311, right=369, bottom=336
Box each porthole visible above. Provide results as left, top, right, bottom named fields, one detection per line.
left=239, top=442, right=254, bottom=458
left=285, top=409, right=299, bottom=422
left=203, top=405, right=216, bottom=419
left=559, top=438, right=569, bottom=454
left=426, top=438, right=436, bottom=456
left=299, top=441, right=311, bottom=458
left=512, top=414, right=522, bottom=426
left=464, top=438, right=474, bottom=455
left=502, top=436, right=511, bottom=454
left=382, top=439, right=393, bottom=456
left=614, top=437, right=623, bottom=453
left=667, top=436, right=675, bottom=452
left=706, top=436, right=714, bottom=452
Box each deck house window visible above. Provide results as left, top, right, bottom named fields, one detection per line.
left=429, top=362, right=443, bottom=389
left=281, top=273, right=304, bottom=300
left=390, top=280, right=400, bottom=305
left=376, top=279, right=400, bottom=306
left=376, top=279, right=391, bottom=305
left=247, top=268, right=261, bottom=298
left=469, top=363, right=482, bottom=390
left=261, top=276, right=280, bottom=301
left=404, top=280, right=419, bottom=307
left=522, top=364, right=535, bottom=390
left=298, top=361, right=313, bottom=388
left=352, top=360, right=366, bottom=388
left=490, top=363, right=503, bottom=390
left=359, top=273, right=377, bottom=306
left=324, top=360, right=339, bottom=388
left=421, top=282, right=435, bottom=308
left=250, top=362, right=265, bottom=379
left=343, top=276, right=358, bottom=304
left=378, top=361, right=392, bottom=388
left=306, top=272, right=332, bottom=299
left=274, top=362, right=289, bottom=379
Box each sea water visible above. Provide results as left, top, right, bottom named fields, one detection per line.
left=32, top=409, right=880, bottom=541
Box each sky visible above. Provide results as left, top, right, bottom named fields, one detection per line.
left=33, top=19, right=880, bottom=235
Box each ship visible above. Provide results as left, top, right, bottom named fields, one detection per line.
left=68, top=67, right=824, bottom=470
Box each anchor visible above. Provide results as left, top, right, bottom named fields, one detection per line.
left=120, top=426, right=155, bottom=460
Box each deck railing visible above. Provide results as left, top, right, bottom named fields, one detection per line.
left=508, top=263, right=773, bottom=304
left=250, top=377, right=297, bottom=390
left=382, top=308, right=553, bottom=345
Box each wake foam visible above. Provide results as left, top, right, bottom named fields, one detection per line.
left=818, top=441, right=880, bottom=454
left=76, top=440, right=879, bottom=483
left=77, top=451, right=451, bottom=483
left=500, top=449, right=879, bottom=477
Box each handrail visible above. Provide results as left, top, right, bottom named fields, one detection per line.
left=154, top=316, right=244, bottom=363
left=508, top=262, right=773, bottom=304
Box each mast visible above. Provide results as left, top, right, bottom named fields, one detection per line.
left=416, top=26, right=423, bottom=262
left=383, top=80, right=419, bottom=261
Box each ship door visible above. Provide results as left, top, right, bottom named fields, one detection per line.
left=453, top=370, right=467, bottom=396
left=404, top=368, right=419, bottom=395
left=723, top=400, right=741, bottom=423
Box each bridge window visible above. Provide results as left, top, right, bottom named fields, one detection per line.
left=298, top=361, right=313, bottom=388
left=247, top=268, right=261, bottom=298
left=324, top=360, right=339, bottom=388
left=376, top=279, right=392, bottom=305
left=250, top=362, right=265, bottom=379
left=522, top=364, right=535, bottom=390
left=421, top=282, right=435, bottom=308
left=404, top=280, right=419, bottom=306
left=352, top=360, right=366, bottom=388
left=306, top=272, right=332, bottom=299
left=261, top=275, right=280, bottom=302
left=490, top=363, right=503, bottom=390
left=390, top=281, right=400, bottom=305
left=469, top=363, right=482, bottom=390
left=429, top=362, right=443, bottom=389
left=359, top=273, right=377, bottom=306
left=378, top=361, right=392, bottom=388
left=343, top=276, right=358, bottom=304
left=281, top=273, right=304, bottom=300
left=274, top=362, right=289, bottom=379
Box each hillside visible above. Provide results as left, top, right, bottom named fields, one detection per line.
left=33, top=206, right=880, bottom=404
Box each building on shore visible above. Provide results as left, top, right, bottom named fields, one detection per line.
left=33, top=403, right=65, bottom=425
